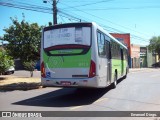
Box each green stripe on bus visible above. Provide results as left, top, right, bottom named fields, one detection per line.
left=49, top=49, right=83, bottom=54
left=111, top=59, right=127, bottom=78
left=43, top=49, right=91, bottom=68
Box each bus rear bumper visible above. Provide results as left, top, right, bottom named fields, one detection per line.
left=41, top=76, right=100, bottom=88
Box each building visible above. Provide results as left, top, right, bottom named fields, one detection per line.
left=147, top=49, right=160, bottom=67
left=131, top=45, right=159, bottom=68
left=140, top=46, right=147, bottom=68
left=131, top=44, right=140, bottom=68
left=110, top=33, right=131, bottom=68
left=110, top=33, right=160, bottom=68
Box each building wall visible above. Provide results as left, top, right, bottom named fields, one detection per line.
left=140, top=47, right=147, bottom=68
left=131, top=44, right=140, bottom=58
left=131, top=44, right=140, bottom=68
left=156, top=55, right=159, bottom=62
left=110, top=33, right=131, bottom=68
left=147, top=47, right=160, bottom=67
left=147, top=47, right=153, bottom=67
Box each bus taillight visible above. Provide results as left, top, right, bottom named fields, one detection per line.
left=89, top=60, right=96, bottom=78
left=41, top=62, right=46, bottom=78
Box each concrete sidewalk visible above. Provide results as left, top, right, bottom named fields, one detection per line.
left=129, top=68, right=160, bottom=72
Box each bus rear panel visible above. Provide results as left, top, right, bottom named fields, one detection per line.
left=41, top=23, right=99, bottom=88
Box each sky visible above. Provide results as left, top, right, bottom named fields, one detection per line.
left=0, top=0, right=160, bottom=46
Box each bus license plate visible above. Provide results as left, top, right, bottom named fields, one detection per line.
left=61, top=81, right=71, bottom=86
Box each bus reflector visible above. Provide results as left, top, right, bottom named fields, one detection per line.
left=41, top=62, right=46, bottom=78
left=89, top=60, right=96, bottom=78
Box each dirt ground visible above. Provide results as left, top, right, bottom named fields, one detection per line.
left=0, top=75, right=41, bottom=91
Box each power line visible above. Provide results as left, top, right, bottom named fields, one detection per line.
left=0, top=3, right=52, bottom=14
left=102, top=25, right=149, bottom=42
left=0, top=0, right=150, bottom=43
left=59, top=3, right=150, bottom=43
left=63, top=6, right=160, bottom=11
left=0, top=1, right=52, bottom=12
left=60, top=0, right=100, bottom=2
left=59, top=11, right=149, bottom=43
left=58, top=14, right=65, bottom=23
left=0, top=0, right=50, bottom=9
left=58, top=9, right=84, bottom=22
left=61, top=0, right=114, bottom=9
left=131, top=35, right=149, bottom=42
left=59, top=2, right=150, bottom=38
left=59, top=10, right=89, bottom=22
left=2, top=0, right=46, bottom=6
left=59, top=14, right=78, bottom=22
left=0, top=1, right=84, bottom=22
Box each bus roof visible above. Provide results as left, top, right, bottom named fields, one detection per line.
left=92, top=22, right=128, bottom=49
left=43, top=22, right=92, bottom=31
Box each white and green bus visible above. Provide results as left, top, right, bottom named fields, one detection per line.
left=41, top=22, right=128, bottom=88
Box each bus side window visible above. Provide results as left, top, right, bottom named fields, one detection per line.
left=105, top=41, right=111, bottom=59
left=111, top=40, right=115, bottom=59
left=105, top=35, right=111, bottom=59
left=97, top=32, right=101, bottom=44
left=97, top=31, right=106, bottom=57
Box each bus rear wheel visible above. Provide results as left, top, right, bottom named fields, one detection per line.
left=123, top=68, right=127, bottom=79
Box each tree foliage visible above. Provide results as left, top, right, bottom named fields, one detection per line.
left=3, top=15, right=41, bottom=62
left=23, top=61, right=36, bottom=77
left=3, top=15, right=42, bottom=77
left=148, top=36, right=160, bottom=60
left=0, top=49, right=14, bottom=75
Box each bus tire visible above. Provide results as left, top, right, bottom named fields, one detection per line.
left=112, top=72, right=117, bottom=89
left=123, top=68, right=127, bottom=79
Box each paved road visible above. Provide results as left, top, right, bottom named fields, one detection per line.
left=0, top=68, right=160, bottom=120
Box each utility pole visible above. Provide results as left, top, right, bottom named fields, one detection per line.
left=43, top=0, right=58, bottom=25
left=53, top=0, right=57, bottom=25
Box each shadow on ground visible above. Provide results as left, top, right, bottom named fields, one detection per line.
left=13, top=88, right=110, bottom=107
left=12, top=77, right=125, bottom=107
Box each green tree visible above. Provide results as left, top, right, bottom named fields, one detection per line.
left=23, top=61, right=36, bottom=77
left=148, top=36, right=160, bottom=61
left=3, top=15, right=42, bottom=77
left=0, top=49, right=14, bottom=75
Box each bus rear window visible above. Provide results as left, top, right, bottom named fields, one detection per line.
left=43, top=27, right=91, bottom=49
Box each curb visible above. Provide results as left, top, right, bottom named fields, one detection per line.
left=129, top=68, right=159, bottom=73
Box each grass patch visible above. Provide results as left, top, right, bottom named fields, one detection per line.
left=0, top=75, right=42, bottom=91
